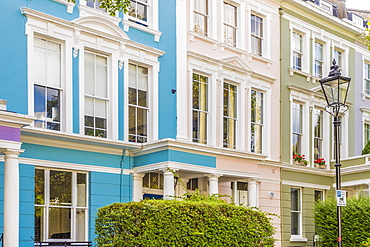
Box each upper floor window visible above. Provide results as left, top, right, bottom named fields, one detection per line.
left=292, top=102, right=302, bottom=156
left=34, top=168, right=87, bottom=241
left=128, top=0, right=148, bottom=27
left=223, top=82, right=237, bottom=149
left=192, top=73, right=208, bottom=144
left=86, top=0, right=105, bottom=12
left=291, top=187, right=302, bottom=236
left=251, top=14, right=263, bottom=56
left=128, top=63, right=149, bottom=143
left=193, top=0, right=208, bottom=36
left=334, top=49, right=342, bottom=69
left=364, top=122, right=370, bottom=147
left=292, top=32, right=302, bottom=70
left=251, top=90, right=263, bottom=153
left=314, top=41, right=323, bottom=77
left=33, top=37, right=61, bottom=131
left=84, top=51, right=108, bottom=138
left=364, top=62, right=370, bottom=95
left=313, top=109, right=323, bottom=161
left=223, top=2, right=237, bottom=47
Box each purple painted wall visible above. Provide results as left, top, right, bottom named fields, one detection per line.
left=0, top=125, right=20, bottom=142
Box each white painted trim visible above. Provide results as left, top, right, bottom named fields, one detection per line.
left=2, top=156, right=132, bottom=175
left=340, top=178, right=370, bottom=187
left=282, top=180, right=331, bottom=190
left=52, top=0, right=75, bottom=13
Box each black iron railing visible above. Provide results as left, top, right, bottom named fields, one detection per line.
left=0, top=233, right=3, bottom=247
left=34, top=241, right=92, bottom=247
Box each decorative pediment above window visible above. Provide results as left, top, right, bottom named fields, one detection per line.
left=220, top=56, right=254, bottom=73
left=73, top=16, right=130, bottom=40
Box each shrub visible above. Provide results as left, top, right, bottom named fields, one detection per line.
left=362, top=141, right=370, bottom=155
left=314, top=196, right=370, bottom=246
left=95, top=199, right=275, bottom=246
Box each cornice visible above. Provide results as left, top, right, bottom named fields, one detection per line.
left=0, top=110, right=35, bottom=128
left=20, top=7, right=165, bottom=57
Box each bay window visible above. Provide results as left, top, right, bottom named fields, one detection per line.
left=34, top=168, right=88, bottom=241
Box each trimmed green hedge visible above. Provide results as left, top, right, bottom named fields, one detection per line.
left=95, top=200, right=275, bottom=246
left=314, top=196, right=370, bottom=246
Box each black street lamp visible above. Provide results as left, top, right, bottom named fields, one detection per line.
left=319, top=59, right=351, bottom=247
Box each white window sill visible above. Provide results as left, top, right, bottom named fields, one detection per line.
left=290, top=236, right=308, bottom=242
left=52, top=0, right=75, bottom=13
left=289, top=68, right=311, bottom=82
left=122, top=20, right=162, bottom=42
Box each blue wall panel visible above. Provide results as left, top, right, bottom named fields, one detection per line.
left=21, top=143, right=125, bottom=168
left=19, top=164, right=35, bottom=246
left=88, top=172, right=131, bottom=244
left=73, top=49, right=80, bottom=134
left=134, top=150, right=216, bottom=168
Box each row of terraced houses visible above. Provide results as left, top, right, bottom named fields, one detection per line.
left=0, top=0, right=369, bottom=246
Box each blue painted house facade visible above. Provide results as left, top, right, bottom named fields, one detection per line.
left=0, top=0, right=177, bottom=246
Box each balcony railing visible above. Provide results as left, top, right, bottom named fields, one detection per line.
left=34, top=241, right=92, bottom=247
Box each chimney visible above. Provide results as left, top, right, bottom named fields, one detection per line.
left=0, top=100, right=7, bottom=111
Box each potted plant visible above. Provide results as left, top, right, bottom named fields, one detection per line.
left=314, top=158, right=327, bottom=169
left=292, top=154, right=309, bottom=166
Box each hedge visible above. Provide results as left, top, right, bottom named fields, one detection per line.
left=95, top=200, right=275, bottom=246
left=314, top=196, right=370, bottom=246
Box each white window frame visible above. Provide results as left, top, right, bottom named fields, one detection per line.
left=292, top=31, right=303, bottom=71
left=192, top=71, right=210, bottom=145
left=313, top=108, right=324, bottom=162
left=222, top=80, right=238, bottom=149
left=362, top=109, right=370, bottom=150
left=314, top=41, right=324, bottom=78
left=124, top=58, right=159, bottom=143
left=250, top=89, right=264, bottom=154
left=290, top=187, right=303, bottom=240
left=250, top=13, right=264, bottom=56
left=34, top=168, right=89, bottom=242
left=192, top=0, right=209, bottom=36
left=364, top=61, right=370, bottom=95
left=288, top=22, right=310, bottom=75
left=223, top=1, right=238, bottom=47
left=26, top=28, right=73, bottom=134
left=123, top=0, right=161, bottom=42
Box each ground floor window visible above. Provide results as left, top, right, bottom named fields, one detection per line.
left=291, top=187, right=302, bottom=236
left=34, top=168, right=88, bottom=241
left=231, top=182, right=248, bottom=206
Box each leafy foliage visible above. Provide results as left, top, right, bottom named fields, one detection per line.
left=68, top=0, right=131, bottom=16
left=362, top=140, right=370, bottom=155
left=366, top=21, right=370, bottom=50
left=95, top=199, right=276, bottom=246
left=314, top=196, right=370, bottom=246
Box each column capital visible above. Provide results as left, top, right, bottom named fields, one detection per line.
left=247, top=177, right=259, bottom=183
left=206, top=173, right=222, bottom=179
left=1, top=148, right=24, bottom=157
left=132, top=172, right=145, bottom=179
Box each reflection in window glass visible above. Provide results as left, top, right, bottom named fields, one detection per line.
left=291, top=188, right=301, bottom=235
left=251, top=90, right=263, bottom=153
left=193, top=0, right=208, bottom=35
left=128, top=0, right=148, bottom=26
left=251, top=14, right=263, bottom=56
left=192, top=73, right=208, bottom=144
left=223, top=82, right=237, bottom=149
left=292, top=103, right=302, bottom=156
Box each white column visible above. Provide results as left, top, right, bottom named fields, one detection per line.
left=208, top=174, right=220, bottom=195
left=132, top=172, right=145, bottom=202
left=177, top=178, right=189, bottom=198
left=163, top=170, right=175, bottom=200
left=3, top=149, right=23, bottom=247
left=248, top=179, right=258, bottom=208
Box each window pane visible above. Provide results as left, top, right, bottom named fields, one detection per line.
left=34, top=85, right=46, bottom=120
left=96, top=63, right=107, bottom=98
left=85, top=97, right=94, bottom=116
left=84, top=60, right=95, bottom=96
left=291, top=188, right=300, bottom=211
left=95, top=99, right=106, bottom=118
left=77, top=173, right=87, bottom=207
left=76, top=209, right=86, bottom=241
left=34, top=206, right=44, bottom=241
left=35, top=169, right=45, bottom=205
left=47, top=47, right=61, bottom=88
left=50, top=170, right=72, bottom=206
left=129, top=87, right=137, bottom=105
left=47, top=88, right=60, bottom=122
left=34, top=46, right=47, bottom=85
left=49, top=208, right=71, bottom=239
left=138, top=90, right=147, bottom=107
left=291, top=212, right=300, bottom=235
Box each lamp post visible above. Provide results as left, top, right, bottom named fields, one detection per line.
left=319, top=59, right=351, bottom=247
